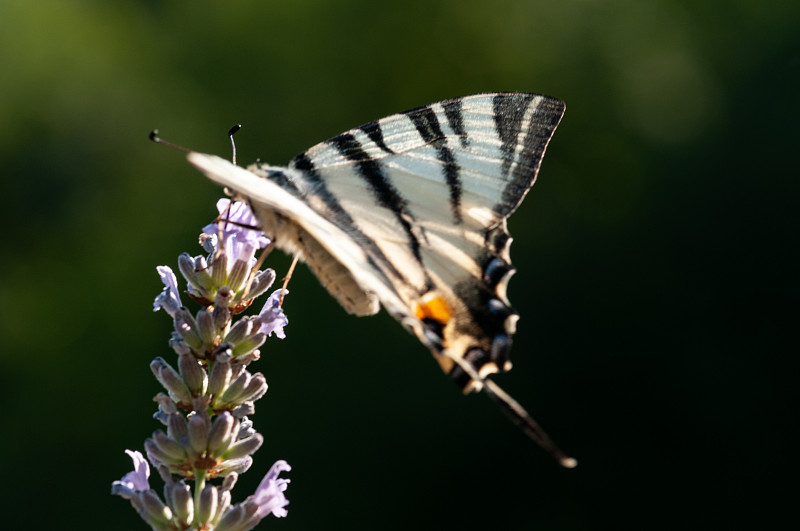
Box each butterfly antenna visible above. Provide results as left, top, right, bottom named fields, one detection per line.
left=229, top=124, right=242, bottom=165
left=206, top=125, right=248, bottom=270
left=220, top=123, right=278, bottom=302
left=149, top=130, right=191, bottom=153
left=442, top=350, right=577, bottom=468
left=209, top=201, right=237, bottom=269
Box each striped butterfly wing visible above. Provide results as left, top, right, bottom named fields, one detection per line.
left=285, top=93, right=564, bottom=385
left=188, top=93, right=574, bottom=465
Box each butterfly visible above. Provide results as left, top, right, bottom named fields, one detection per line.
left=187, top=92, right=575, bottom=467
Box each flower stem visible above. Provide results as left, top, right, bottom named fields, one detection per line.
left=193, top=468, right=206, bottom=524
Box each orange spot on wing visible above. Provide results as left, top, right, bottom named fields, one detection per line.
left=414, top=293, right=452, bottom=323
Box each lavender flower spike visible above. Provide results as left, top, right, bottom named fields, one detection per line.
left=116, top=197, right=292, bottom=529
left=258, top=289, right=289, bottom=339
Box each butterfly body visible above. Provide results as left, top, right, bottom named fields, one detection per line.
left=188, top=93, right=574, bottom=465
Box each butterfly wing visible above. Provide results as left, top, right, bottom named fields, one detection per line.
left=189, top=92, right=565, bottom=391
left=186, top=153, right=399, bottom=318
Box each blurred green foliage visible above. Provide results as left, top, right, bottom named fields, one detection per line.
left=0, top=0, right=796, bottom=529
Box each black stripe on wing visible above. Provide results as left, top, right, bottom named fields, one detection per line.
left=493, top=93, right=535, bottom=178
left=492, top=93, right=565, bottom=217
left=442, top=99, right=470, bottom=149
left=263, top=168, right=301, bottom=195
left=506, top=98, right=565, bottom=208
left=403, top=104, right=463, bottom=225
left=328, top=132, right=425, bottom=266
left=289, top=152, right=405, bottom=283
left=359, top=121, right=395, bottom=154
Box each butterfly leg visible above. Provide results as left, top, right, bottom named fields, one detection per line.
left=279, top=255, right=300, bottom=307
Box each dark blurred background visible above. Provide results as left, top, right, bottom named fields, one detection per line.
left=1, top=1, right=796, bottom=529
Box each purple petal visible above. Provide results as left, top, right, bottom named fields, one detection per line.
left=226, top=240, right=257, bottom=270
left=154, top=266, right=181, bottom=316
left=119, top=450, right=150, bottom=492
left=202, top=199, right=270, bottom=252
left=252, top=460, right=291, bottom=518
left=258, top=290, right=288, bottom=339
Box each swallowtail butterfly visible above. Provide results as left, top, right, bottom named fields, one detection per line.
left=188, top=93, right=575, bottom=467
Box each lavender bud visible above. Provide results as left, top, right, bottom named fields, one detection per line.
left=140, top=489, right=173, bottom=526
left=177, top=253, right=199, bottom=283
left=152, top=431, right=187, bottom=461
left=178, top=353, right=207, bottom=395
left=154, top=393, right=178, bottom=415
left=153, top=410, right=169, bottom=426
left=250, top=268, right=277, bottom=298
left=192, top=395, right=210, bottom=413
left=221, top=473, right=238, bottom=492
left=178, top=252, right=214, bottom=292
left=126, top=492, right=145, bottom=513
left=196, top=309, right=217, bottom=345
left=238, top=373, right=268, bottom=403
left=166, top=413, right=188, bottom=442
left=213, top=289, right=233, bottom=327
left=220, top=371, right=250, bottom=404
left=163, top=480, right=176, bottom=513
left=208, top=358, right=232, bottom=397
left=236, top=351, right=261, bottom=365
left=151, top=358, right=192, bottom=404
left=199, top=233, right=216, bottom=254
left=223, top=433, right=263, bottom=460
left=156, top=464, right=173, bottom=484
left=174, top=310, right=204, bottom=351
left=215, top=489, right=233, bottom=523
left=195, top=484, right=219, bottom=526
left=223, top=318, right=254, bottom=346
left=227, top=259, right=250, bottom=292
left=215, top=348, right=233, bottom=363
left=231, top=402, right=255, bottom=417
left=144, top=439, right=171, bottom=467
left=232, top=332, right=266, bottom=358
left=215, top=456, right=253, bottom=477
left=229, top=361, right=246, bottom=380
left=168, top=481, right=193, bottom=524
left=236, top=418, right=255, bottom=441
left=168, top=335, right=192, bottom=356
left=211, top=253, right=228, bottom=287
left=216, top=504, right=246, bottom=531
left=207, top=412, right=235, bottom=455
left=188, top=413, right=210, bottom=455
